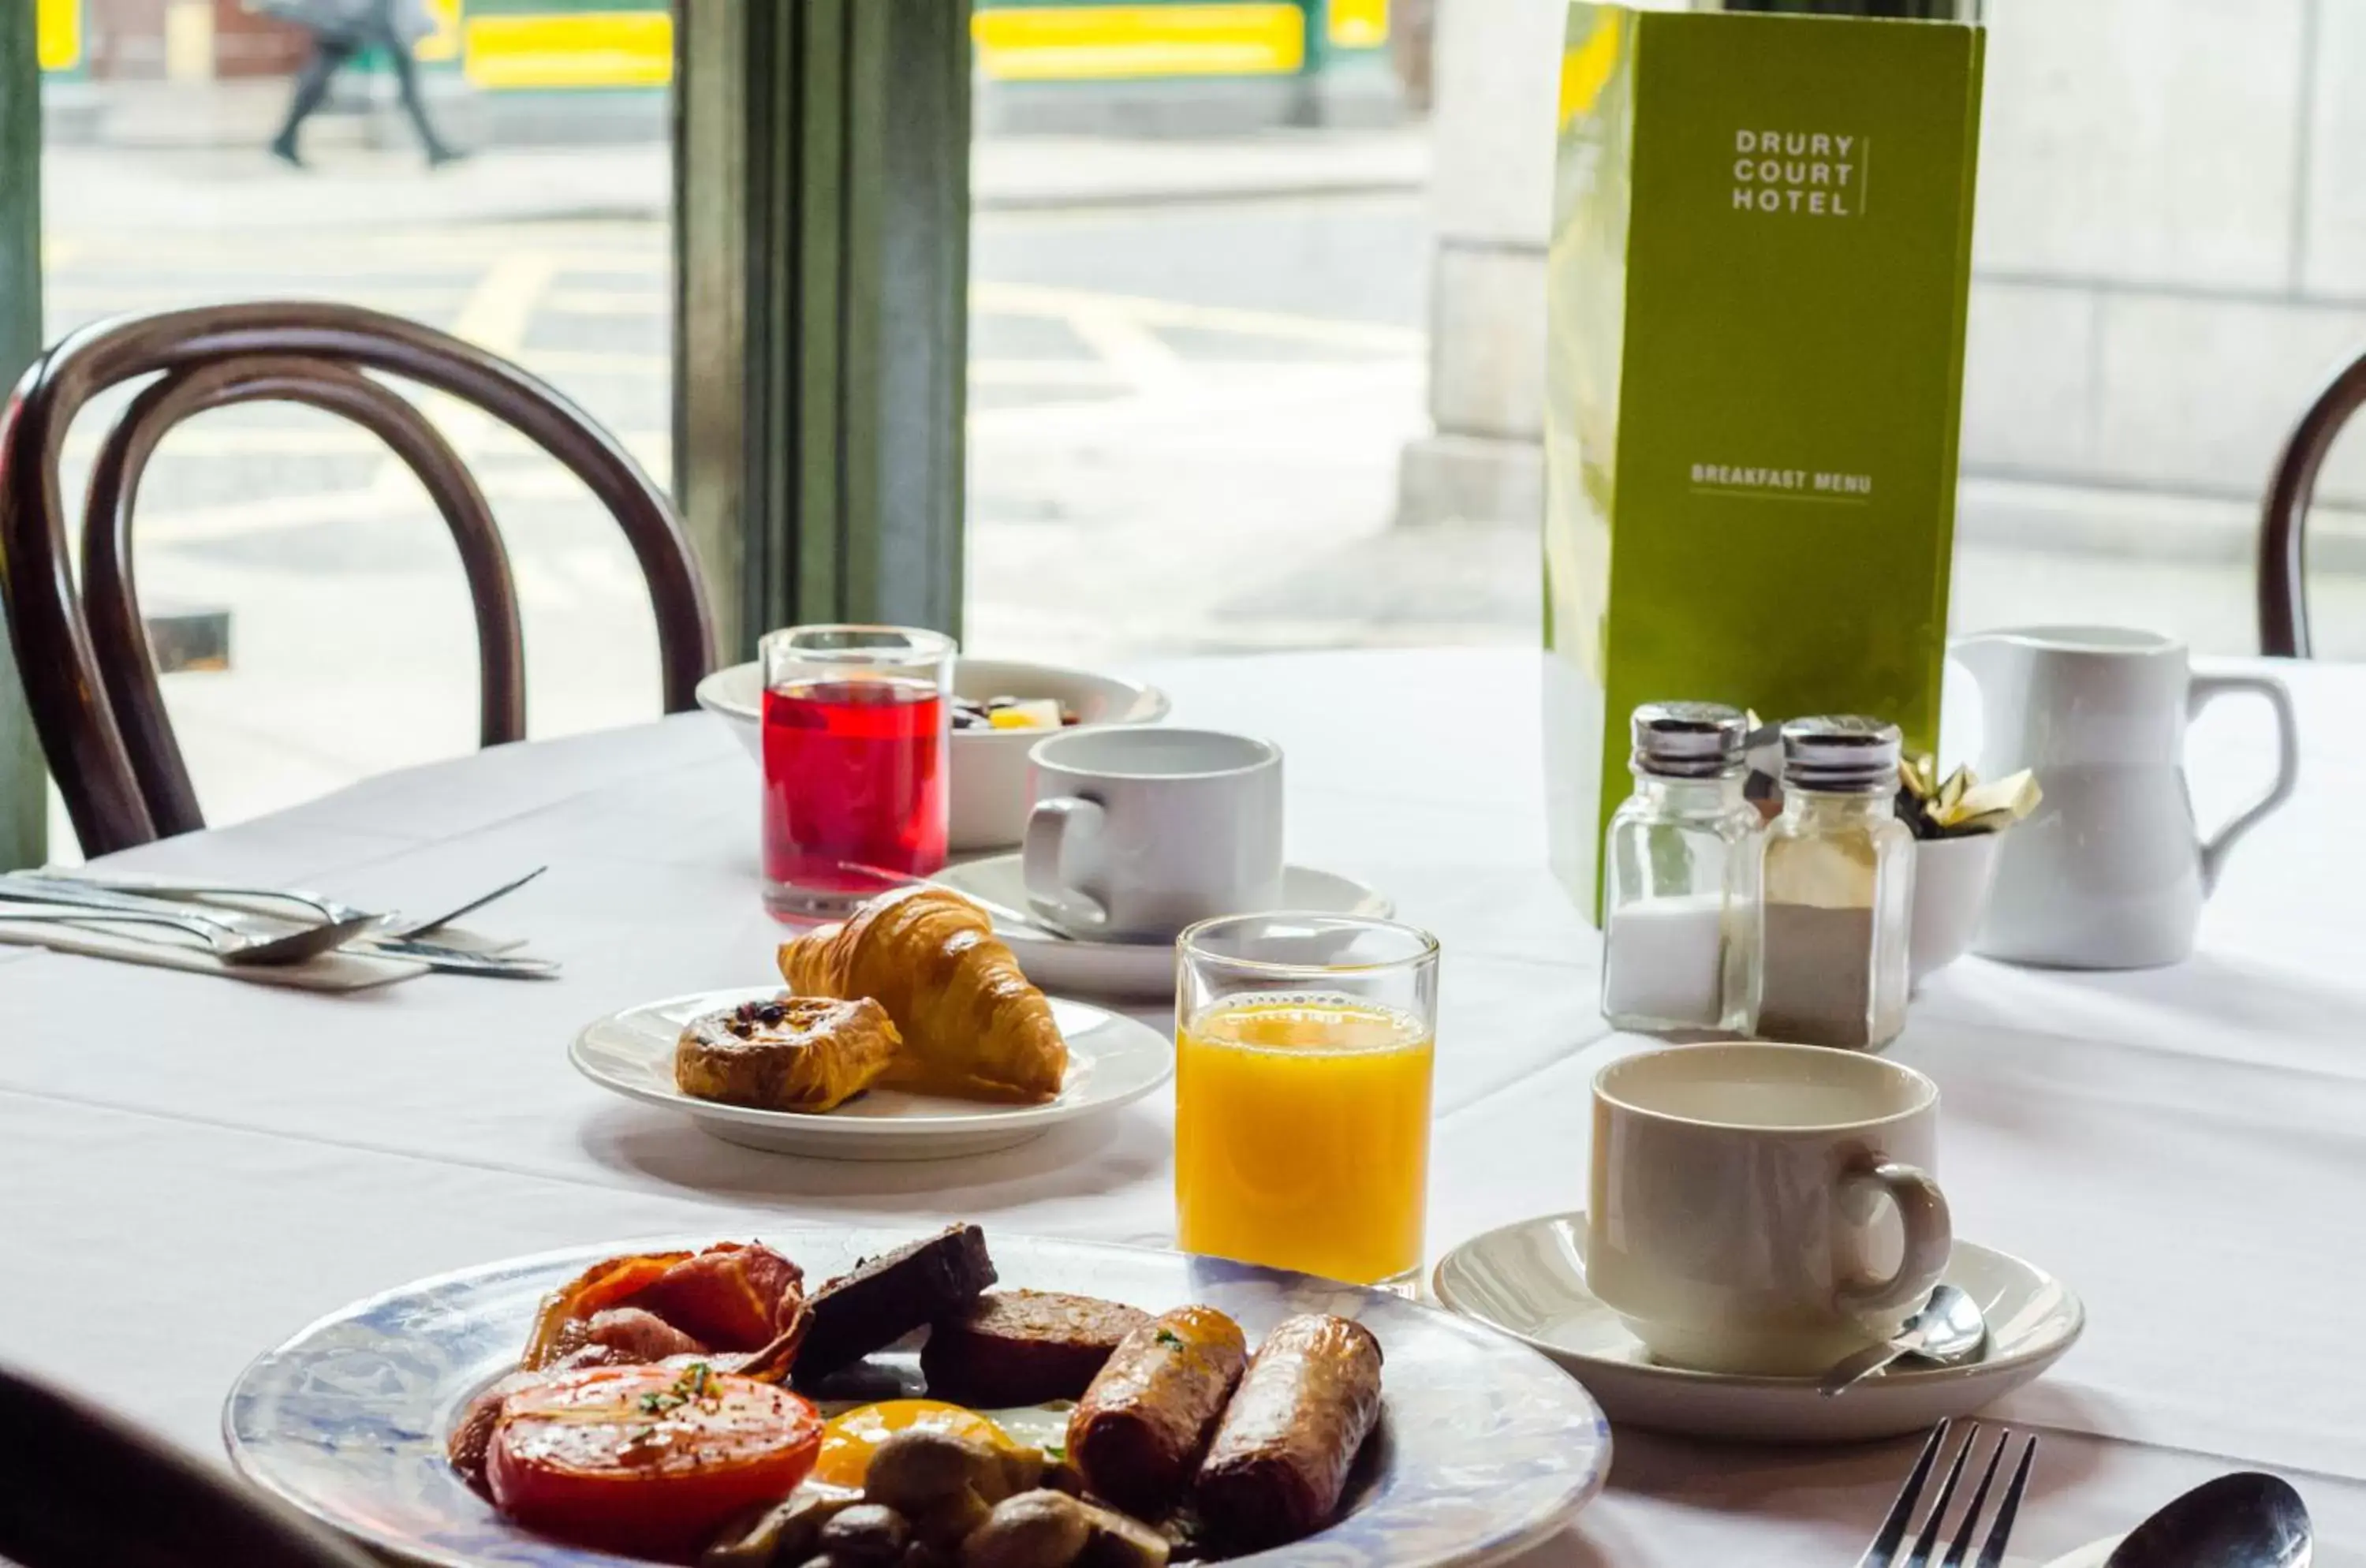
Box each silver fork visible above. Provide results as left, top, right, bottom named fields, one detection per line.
left=381, top=865, right=547, bottom=939
left=1857, top=1421, right=2039, bottom=1568
left=0, top=907, right=380, bottom=966
left=9, top=871, right=375, bottom=926
left=17, top=866, right=546, bottom=939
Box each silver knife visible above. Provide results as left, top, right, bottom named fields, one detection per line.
left=349, top=937, right=561, bottom=978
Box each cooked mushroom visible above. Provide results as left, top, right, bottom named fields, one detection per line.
left=1077, top=1504, right=1170, bottom=1567
left=816, top=1504, right=910, bottom=1566
left=864, top=1430, right=991, bottom=1517
left=703, top=1488, right=860, bottom=1565
left=960, top=1491, right=1093, bottom=1568
left=959, top=1490, right=1170, bottom=1568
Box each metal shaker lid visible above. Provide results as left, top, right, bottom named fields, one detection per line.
left=1778, top=715, right=1902, bottom=792
left=1629, top=702, right=1750, bottom=778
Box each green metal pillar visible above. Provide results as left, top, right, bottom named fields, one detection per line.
left=0, top=2, right=45, bottom=869
left=675, top=0, right=972, bottom=662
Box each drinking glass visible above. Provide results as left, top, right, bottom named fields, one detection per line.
left=1174, top=913, right=1440, bottom=1290
left=760, top=624, right=955, bottom=920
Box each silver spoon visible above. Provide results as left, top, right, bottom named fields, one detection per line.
left=1819, top=1283, right=1987, bottom=1396
left=834, top=861, right=1074, bottom=941
left=0, top=907, right=380, bottom=966
left=2104, top=1473, right=2312, bottom=1568
left=8, top=870, right=375, bottom=926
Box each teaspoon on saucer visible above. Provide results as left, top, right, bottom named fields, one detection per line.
left=835, top=861, right=1074, bottom=940
left=1819, top=1284, right=1988, bottom=1397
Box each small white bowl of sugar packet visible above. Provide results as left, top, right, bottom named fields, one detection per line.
left=1899, top=756, right=2039, bottom=986
left=1910, top=831, right=2003, bottom=986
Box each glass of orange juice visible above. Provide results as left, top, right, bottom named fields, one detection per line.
left=1174, top=913, right=1439, bottom=1290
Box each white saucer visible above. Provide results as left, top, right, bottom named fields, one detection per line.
left=1432, top=1211, right=2084, bottom=1443
left=572, top=985, right=1173, bottom=1161
left=931, top=855, right=1394, bottom=997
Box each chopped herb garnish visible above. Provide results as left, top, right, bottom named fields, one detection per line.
left=633, top=1362, right=718, bottom=1419
left=1043, top=1442, right=1066, bottom=1463
left=1154, top=1328, right=1184, bottom=1349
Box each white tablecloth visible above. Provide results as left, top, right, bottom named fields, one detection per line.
left=4, top=648, right=2361, bottom=1566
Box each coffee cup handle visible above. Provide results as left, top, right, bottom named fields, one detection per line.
left=1832, top=1157, right=1952, bottom=1321
left=1024, top=796, right=1110, bottom=935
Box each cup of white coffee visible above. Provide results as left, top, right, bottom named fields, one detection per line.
left=1586, top=1042, right=1952, bottom=1376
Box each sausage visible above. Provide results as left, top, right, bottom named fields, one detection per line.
left=1194, top=1314, right=1383, bottom=1549
left=1065, top=1305, right=1247, bottom=1517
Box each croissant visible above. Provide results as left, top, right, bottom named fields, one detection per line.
left=777, top=887, right=1068, bottom=1103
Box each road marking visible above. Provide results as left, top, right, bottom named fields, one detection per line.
left=406, top=248, right=562, bottom=464
left=524, top=351, right=1206, bottom=389
left=537, top=280, right=1425, bottom=357
left=452, top=252, right=559, bottom=355
left=1062, top=300, right=1186, bottom=389
left=542, top=288, right=662, bottom=315
left=975, top=280, right=1422, bottom=353
left=132, top=461, right=642, bottom=545
left=970, top=357, right=1421, bottom=442
left=45, top=285, right=470, bottom=313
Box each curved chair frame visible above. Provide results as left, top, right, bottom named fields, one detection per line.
left=0, top=301, right=715, bottom=854
left=0, top=1360, right=378, bottom=1568
left=2258, top=346, right=2366, bottom=658
left=84, top=355, right=526, bottom=838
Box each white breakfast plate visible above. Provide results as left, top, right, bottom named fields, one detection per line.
left=1432, top=1211, right=2084, bottom=1443
left=932, top=854, right=1394, bottom=997
left=226, top=1229, right=1614, bottom=1568
left=571, top=985, right=1172, bottom=1160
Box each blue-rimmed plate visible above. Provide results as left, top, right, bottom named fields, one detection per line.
left=225, top=1229, right=1611, bottom=1567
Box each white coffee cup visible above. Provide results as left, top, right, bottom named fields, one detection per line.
left=1022, top=727, right=1284, bottom=942
left=1587, top=1042, right=1951, bottom=1376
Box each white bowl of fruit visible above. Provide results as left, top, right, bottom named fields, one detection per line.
left=696, top=655, right=1170, bottom=851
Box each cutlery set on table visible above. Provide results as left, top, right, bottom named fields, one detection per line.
left=0, top=867, right=553, bottom=983
left=1859, top=1423, right=2310, bottom=1568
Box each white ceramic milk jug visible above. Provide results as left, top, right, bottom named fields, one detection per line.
left=1954, top=626, right=2298, bottom=969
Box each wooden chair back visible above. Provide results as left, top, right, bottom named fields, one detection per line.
left=0, top=1360, right=379, bottom=1568
left=0, top=301, right=715, bottom=854
left=2258, top=347, right=2366, bottom=658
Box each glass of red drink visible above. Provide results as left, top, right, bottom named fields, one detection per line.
left=759, top=625, right=955, bottom=920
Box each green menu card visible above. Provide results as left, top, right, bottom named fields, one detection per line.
left=1543, top=2, right=1985, bottom=919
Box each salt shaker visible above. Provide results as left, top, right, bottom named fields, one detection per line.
left=1756, top=715, right=1915, bottom=1049
left=1600, top=702, right=1760, bottom=1034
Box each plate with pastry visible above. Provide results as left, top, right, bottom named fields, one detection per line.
left=572, top=887, right=1172, bottom=1159
left=225, top=1223, right=1613, bottom=1568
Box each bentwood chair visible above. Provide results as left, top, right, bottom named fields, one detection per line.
left=0, top=1361, right=377, bottom=1568
left=0, top=302, right=715, bottom=856
left=2258, top=345, right=2366, bottom=658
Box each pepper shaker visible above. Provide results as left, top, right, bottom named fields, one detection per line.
left=1755, top=715, right=1915, bottom=1050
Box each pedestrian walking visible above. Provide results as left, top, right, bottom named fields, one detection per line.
left=267, top=0, right=463, bottom=169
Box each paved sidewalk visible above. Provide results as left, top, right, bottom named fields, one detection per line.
left=45, top=80, right=1428, bottom=232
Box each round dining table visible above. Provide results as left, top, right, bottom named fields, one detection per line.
left=3, top=646, right=2362, bottom=1567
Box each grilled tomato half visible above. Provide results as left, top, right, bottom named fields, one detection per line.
left=484, top=1361, right=822, bottom=1559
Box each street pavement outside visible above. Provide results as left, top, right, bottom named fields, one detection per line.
left=32, top=102, right=2366, bottom=855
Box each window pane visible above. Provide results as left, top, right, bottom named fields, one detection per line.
left=40, top=0, right=673, bottom=850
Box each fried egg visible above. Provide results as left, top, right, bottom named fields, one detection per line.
left=808, top=1399, right=1017, bottom=1489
